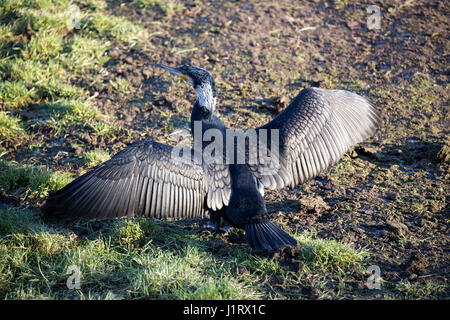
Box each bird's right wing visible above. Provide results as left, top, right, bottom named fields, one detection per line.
left=249, top=87, right=380, bottom=189
left=44, top=141, right=206, bottom=220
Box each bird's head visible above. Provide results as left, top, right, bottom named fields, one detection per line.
left=156, top=64, right=217, bottom=112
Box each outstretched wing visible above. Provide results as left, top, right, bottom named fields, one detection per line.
left=202, top=162, right=231, bottom=211
left=250, top=87, right=380, bottom=189
left=44, top=141, right=206, bottom=220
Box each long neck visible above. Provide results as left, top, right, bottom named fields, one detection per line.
left=195, top=83, right=216, bottom=114
left=190, top=84, right=215, bottom=125
left=190, top=100, right=214, bottom=134
left=190, top=87, right=227, bottom=137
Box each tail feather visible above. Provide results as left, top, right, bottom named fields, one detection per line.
left=245, top=220, right=297, bottom=251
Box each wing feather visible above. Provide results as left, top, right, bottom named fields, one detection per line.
left=251, top=87, right=380, bottom=188
left=44, top=141, right=206, bottom=220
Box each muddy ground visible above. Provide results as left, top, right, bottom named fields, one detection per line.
left=3, top=0, right=449, bottom=299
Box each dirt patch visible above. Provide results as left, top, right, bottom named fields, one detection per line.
left=274, top=246, right=304, bottom=272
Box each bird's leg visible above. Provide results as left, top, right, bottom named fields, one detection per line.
left=207, top=207, right=231, bottom=234
left=209, top=209, right=223, bottom=234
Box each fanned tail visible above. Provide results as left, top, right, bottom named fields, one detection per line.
left=245, top=220, right=297, bottom=251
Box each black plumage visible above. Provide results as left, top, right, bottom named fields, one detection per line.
left=43, top=64, right=380, bottom=252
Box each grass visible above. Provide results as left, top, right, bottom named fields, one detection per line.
left=0, top=111, right=28, bottom=147
left=131, top=0, right=184, bottom=16
left=0, top=202, right=368, bottom=299
left=295, top=232, right=367, bottom=274
left=82, top=12, right=147, bottom=42
left=394, top=279, right=447, bottom=299
left=0, top=158, right=72, bottom=202
left=83, top=148, right=110, bottom=169
left=0, top=147, right=370, bottom=300
left=110, top=77, right=132, bottom=96
left=0, top=0, right=146, bottom=143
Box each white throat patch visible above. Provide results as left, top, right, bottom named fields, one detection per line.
left=195, top=84, right=216, bottom=111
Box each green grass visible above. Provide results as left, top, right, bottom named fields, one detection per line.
left=0, top=111, right=28, bottom=147
left=296, top=232, right=367, bottom=274
left=0, top=158, right=72, bottom=202
left=83, top=148, right=111, bottom=169
left=131, top=0, right=184, bottom=16
left=109, top=77, right=132, bottom=96
left=395, top=279, right=447, bottom=299
left=0, top=0, right=146, bottom=139
left=82, top=12, right=147, bottom=42
left=0, top=203, right=368, bottom=299
left=33, top=99, right=99, bottom=134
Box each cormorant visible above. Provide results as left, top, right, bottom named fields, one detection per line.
left=43, top=64, right=380, bottom=251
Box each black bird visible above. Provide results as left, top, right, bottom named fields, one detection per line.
left=44, top=65, right=380, bottom=251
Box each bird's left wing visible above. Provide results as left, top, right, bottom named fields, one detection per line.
left=43, top=140, right=206, bottom=220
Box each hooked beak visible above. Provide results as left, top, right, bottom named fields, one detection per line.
left=156, top=64, right=188, bottom=82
